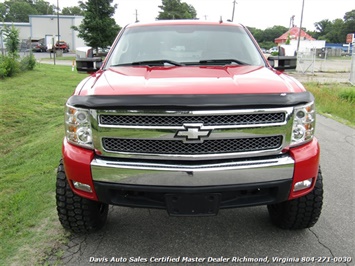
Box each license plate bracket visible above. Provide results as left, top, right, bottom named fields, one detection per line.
left=165, top=193, right=221, bottom=216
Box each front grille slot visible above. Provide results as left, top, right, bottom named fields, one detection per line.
left=95, top=108, right=293, bottom=159
left=102, top=136, right=283, bottom=155
left=100, top=112, right=285, bottom=126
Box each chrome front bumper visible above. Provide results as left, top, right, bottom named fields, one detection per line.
left=91, top=155, right=294, bottom=187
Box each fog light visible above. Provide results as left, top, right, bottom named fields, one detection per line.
left=73, top=181, right=93, bottom=193
left=293, top=178, right=313, bottom=192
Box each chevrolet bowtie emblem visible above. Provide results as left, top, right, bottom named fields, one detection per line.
left=175, top=123, right=211, bottom=143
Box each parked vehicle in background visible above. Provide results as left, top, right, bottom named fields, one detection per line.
left=94, top=46, right=111, bottom=57
left=55, top=41, right=69, bottom=53
left=268, top=46, right=279, bottom=54
left=31, top=41, right=47, bottom=52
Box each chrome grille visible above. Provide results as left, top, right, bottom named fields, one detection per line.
left=94, top=108, right=293, bottom=160
left=100, top=112, right=285, bottom=126
left=102, top=136, right=283, bottom=154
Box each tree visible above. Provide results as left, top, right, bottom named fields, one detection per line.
left=72, top=0, right=121, bottom=52
left=62, top=6, right=84, bottom=16
left=313, top=19, right=332, bottom=40
left=344, top=9, right=355, bottom=21
left=325, top=19, right=345, bottom=43
left=0, top=3, right=7, bottom=20
left=32, top=0, right=55, bottom=15
left=314, top=19, right=332, bottom=34
left=2, top=0, right=38, bottom=22
left=1, top=0, right=55, bottom=22
left=247, top=27, right=263, bottom=42
left=157, top=0, right=197, bottom=20
left=313, top=18, right=346, bottom=43
left=4, top=24, right=20, bottom=57
left=248, top=25, right=289, bottom=49
left=0, top=24, right=21, bottom=78
left=343, top=9, right=355, bottom=41
left=262, top=25, right=288, bottom=43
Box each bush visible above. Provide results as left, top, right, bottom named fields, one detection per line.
left=4, top=25, right=20, bottom=57
left=20, top=53, right=36, bottom=71
left=338, top=89, right=355, bottom=104
left=0, top=52, right=36, bottom=79
left=0, top=25, right=36, bottom=79
left=0, top=57, right=6, bottom=78
left=0, top=56, right=20, bottom=78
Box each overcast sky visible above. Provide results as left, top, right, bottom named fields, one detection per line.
left=46, top=0, right=354, bottom=31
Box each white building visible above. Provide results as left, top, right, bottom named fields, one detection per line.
left=1, top=15, right=85, bottom=52
left=280, top=39, right=326, bottom=56
left=0, top=22, right=31, bottom=52
left=29, top=15, right=85, bottom=50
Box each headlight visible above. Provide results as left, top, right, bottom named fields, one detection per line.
left=65, top=105, right=93, bottom=149
left=291, top=102, right=315, bottom=146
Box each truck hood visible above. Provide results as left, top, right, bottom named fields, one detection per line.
left=77, top=65, right=305, bottom=96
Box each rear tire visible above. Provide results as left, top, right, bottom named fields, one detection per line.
left=56, top=160, right=108, bottom=233
left=267, top=167, right=323, bottom=229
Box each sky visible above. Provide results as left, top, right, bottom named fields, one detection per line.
left=47, top=0, right=354, bottom=31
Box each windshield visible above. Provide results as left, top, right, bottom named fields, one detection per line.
left=105, top=24, right=265, bottom=67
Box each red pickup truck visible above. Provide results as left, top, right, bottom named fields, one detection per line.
left=55, top=41, right=69, bottom=53
left=56, top=20, right=322, bottom=233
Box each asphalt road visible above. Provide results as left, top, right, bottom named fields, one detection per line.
left=51, top=115, right=355, bottom=266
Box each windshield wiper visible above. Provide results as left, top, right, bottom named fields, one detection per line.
left=112, top=60, right=183, bottom=67
left=198, top=59, right=248, bottom=65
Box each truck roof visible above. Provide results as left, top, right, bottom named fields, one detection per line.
left=125, top=19, right=244, bottom=29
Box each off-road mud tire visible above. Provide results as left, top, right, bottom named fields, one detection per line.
left=56, top=160, right=109, bottom=233
left=267, top=167, right=323, bottom=229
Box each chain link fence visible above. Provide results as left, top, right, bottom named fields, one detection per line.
left=350, top=49, right=355, bottom=85
left=297, top=48, right=352, bottom=75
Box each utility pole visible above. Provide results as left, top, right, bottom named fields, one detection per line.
left=231, top=0, right=237, bottom=22
left=135, top=9, right=139, bottom=22
left=57, top=0, right=60, bottom=41
left=296, top=0, right=305, bottom=54
left=0, top=29, right=4, bottom=56
left=289, top=15, right=295, bottom=29
left=53, top=0, right=60, bottom=65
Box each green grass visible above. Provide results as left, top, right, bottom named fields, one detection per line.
left=0, top=67, right=354, bottom=265
left=0, top=65, right=84, bottom=265
left=338, top=89, right=355, bottom=103
left=304, top=82, right=355, bottom=127
left=47, top=55, right=76, bottom=61
left=40, top=54, right=76, bottom=62
left=324, top=56, right=352, bottom=61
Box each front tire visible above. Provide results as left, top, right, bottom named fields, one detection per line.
left=267, top=167, right=323, bottom=229
left=56, top=160, right=109, bottom=233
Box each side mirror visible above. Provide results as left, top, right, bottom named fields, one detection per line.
left=268, top=56, right=297, bottom=70
left=75, top=46, right=102, bottom=73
